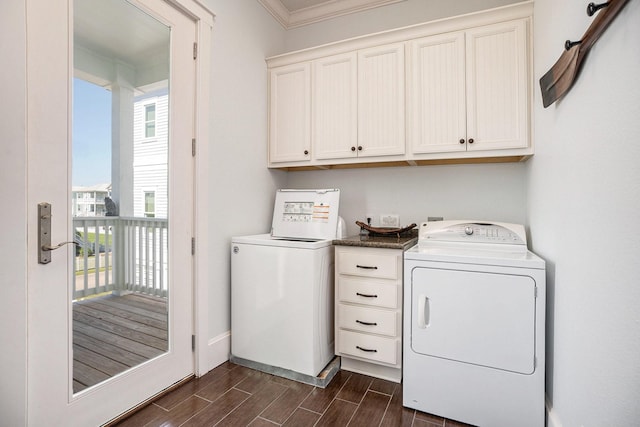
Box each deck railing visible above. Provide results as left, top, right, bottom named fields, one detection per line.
left=73, top=216, right=168, bottom=300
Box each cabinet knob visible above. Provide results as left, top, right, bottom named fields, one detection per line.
left=357, top=146, right=363, bottom=151
left=459, top=139, right=465, bottom=144
left=304, top=150, right=309, bottom=155
left=468, top=138, right=475, bottom=144
left=351, top=146, right=356, bottom=152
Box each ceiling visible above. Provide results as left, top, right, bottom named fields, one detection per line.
left=258, top=0, right=406, bottom=29
left=74, top=0, right=170, bottom=92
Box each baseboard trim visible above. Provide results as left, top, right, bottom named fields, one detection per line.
left=198, top=330, right=230, bottom=376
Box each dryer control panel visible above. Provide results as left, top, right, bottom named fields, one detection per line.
left=418, top=220, right=527, bottom=249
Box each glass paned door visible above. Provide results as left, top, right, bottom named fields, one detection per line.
left=72, top=0, right=171, bottom=394
left=26, top=0, right=196, bottom=424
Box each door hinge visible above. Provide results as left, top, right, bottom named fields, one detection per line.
left=192, top=138, right=196, bottom=156
left=191, top=237, right=196, bottom=255
left=193, top=42, right=197, bottom=60
left=192, top=335, right=196, bottom=351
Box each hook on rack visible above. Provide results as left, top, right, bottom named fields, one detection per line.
left=587, top=2, right=609, bottom=17
left=564, top=39, right=582, bottom=51
left=540, top=0, right=629, bottom=108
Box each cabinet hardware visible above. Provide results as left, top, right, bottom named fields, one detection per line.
left=356, top=292, right=378, bottom=298
left=468, top=138, right=475, bottom=144
left=351, top=146, right=356, bottom=151
left=304, top=150, right=309, bottom=155
left=356, top=320, right=378, bottom=326
left=356, top=345, right=377, bottom=353
left=459, top=139, right=465, bottom=144
left=357, top=146, right=363, bottom=151
left=356, top=264, right=378, bottom=270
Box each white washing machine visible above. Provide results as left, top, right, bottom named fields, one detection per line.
left=403, top=220, right=546, bottom=427
left=231, top=189, right=342, bottom=379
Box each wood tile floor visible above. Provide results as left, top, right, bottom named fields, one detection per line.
left=112, top=362, right=474, bottom=427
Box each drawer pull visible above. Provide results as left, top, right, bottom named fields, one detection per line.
left=356, top=292, right=378, bottom=298
left=356, top=319, right=378, bottom=326
left=356, top=264, right=378, bottom=270
left=356, top=345, right=377, bottom=353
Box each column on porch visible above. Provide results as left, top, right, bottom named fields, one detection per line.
left=111, top=64, right=135, bottom=294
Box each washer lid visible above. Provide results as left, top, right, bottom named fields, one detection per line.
left=231, top=233, right=332, bottom=249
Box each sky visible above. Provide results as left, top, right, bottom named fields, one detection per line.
left=72, top=78, right=112, bottom=187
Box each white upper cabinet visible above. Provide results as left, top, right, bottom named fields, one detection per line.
left=465, top=19, right=528, bottom=152
left=266, top=2, right=533, bottom=169
left=357, top=43, right=405, bottom=158
left=408, top=31, right=467, bottom=154
left=313, top=52, right=358, bottom=160
left=268, top=62, right=311, bottom=164
left=408, top=19, right=529, bottom=156
left=312, top=44, right=405, bottom=161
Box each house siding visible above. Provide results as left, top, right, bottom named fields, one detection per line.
left=133, top=91, right=169, bottom=219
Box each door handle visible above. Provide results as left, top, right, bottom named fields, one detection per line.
left=38, top=202, right=78, bottom=264
left=417, top=294, right=430, bottom=329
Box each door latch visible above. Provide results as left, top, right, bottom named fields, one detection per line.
left=38, top=202, right=78, bottom=264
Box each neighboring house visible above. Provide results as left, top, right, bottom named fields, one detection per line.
left=71, top=90, right=168, bottom=220
left=71, top=183, right=111, bottom=217
left=132, top=89, right=168, bottom=219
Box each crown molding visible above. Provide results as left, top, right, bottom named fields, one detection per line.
left=258, top=0, right=406, bottom=29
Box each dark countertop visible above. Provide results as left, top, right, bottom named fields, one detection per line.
left=333, top=231, right=418, bottom=250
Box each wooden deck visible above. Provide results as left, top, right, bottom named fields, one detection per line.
left=72, top=293, right=168, bottom=393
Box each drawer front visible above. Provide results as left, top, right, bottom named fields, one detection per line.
left=338, top=249, right=400, bottom=280
left=338, top=304, right=398, bottom=337
left=338, top=329, right=398, bottom=365
left=338, top=277, right=399, bottom=309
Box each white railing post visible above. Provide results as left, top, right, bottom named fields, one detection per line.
left=113, top=217, right=128, bottom=296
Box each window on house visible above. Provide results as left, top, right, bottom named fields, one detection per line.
left=144, top=191, right=156, bottom=218
left=145, top=104, right=156, bottom=138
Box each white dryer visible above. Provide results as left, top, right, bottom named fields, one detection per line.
left=403, top=220, right=545, bottom=427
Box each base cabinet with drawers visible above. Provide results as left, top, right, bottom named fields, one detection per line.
left=334, top=245, right=404, bottom=382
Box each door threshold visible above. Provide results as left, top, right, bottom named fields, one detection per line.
left=102, top=374, right=195, bottom=426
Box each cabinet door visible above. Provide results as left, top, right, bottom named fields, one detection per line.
left=268, top=63, right=311, bottom=164
left=358, top=43, right=405, bottom=158
left=313, top=52, right=358, bottom=160
left=465, top=19, right=529, bottom=151
left=408, top=32, right=467, bottom=154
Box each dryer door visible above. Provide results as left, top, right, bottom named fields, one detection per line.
left=410, top=267, right=536, bottom=374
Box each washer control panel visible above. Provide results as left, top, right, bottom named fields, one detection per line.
left=418, top=220, right=527, bottom=248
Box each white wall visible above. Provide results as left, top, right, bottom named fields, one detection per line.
left=281, top=0, right=527, bottom=234
left=284, top=0, right=520, bottom=51
left=0, top=1, right=27, bottom=425
left=203, top=0, right=287, bottom=346
left=287, top=164, right=527, bottom=237
left=529, top=1, right=640, bottom=425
